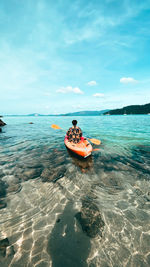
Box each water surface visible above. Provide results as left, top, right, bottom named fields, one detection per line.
left=0, top=115, right=150, bottom=267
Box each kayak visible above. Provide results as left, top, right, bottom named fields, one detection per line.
left=64, top=136, right=92, bottom=158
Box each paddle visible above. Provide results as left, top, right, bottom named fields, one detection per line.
left=51, top=124, right=101, bottom=145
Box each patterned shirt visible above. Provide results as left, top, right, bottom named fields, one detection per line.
left=66, top=126, right=82, bottom=143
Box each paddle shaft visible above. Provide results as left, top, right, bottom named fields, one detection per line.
left=51, top=124, right=101, bottom=145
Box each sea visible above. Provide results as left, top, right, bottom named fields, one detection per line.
left=0, top=115, right=150, bottom=267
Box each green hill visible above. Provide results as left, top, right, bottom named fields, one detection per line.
left=60, top=110, right=109, bottom=116
left=104, top=103, right=150, bottom=115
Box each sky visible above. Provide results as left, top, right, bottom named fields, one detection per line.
left=0, top=0, right=150, bottom=115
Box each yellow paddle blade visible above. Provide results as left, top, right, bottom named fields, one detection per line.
left=88, top=138, right=101, bottom=145
left=51, top=124, right=62, bottom=130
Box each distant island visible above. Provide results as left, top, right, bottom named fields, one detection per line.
left=60, top=110, right=109, bottom=116
left=27, top=110, right=109, bottom=116
left=27, top=113, right=47, bottom=116
left=104, top=103, right=150, bottom=115
left=2, top=103, right=150, bottom=117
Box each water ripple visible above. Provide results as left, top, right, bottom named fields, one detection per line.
left=0, top=116, right=150, bottom=266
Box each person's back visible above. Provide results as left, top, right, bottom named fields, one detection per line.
left=66, top=120, right=82, bottom=144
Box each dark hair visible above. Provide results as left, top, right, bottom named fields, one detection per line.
left=72, top=120, right=77, bottom=126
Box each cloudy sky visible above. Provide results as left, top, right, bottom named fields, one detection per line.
left=0, top=0, right=150, bottom=115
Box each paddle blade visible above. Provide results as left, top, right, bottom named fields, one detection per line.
left=51, top=124, right=62, bottom=130
left=88, top=138, right=101, bottom=145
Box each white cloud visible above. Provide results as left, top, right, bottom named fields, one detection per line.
left=93, top=93, right=104, bottom=97
left=87, top=81, right=97, bottom=86
left=56, top=86, right=84, bottom=94
left=120, top=77, right=138, bottom=84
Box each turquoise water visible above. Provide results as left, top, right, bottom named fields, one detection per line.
left=0, top=115, right=150, bottom=267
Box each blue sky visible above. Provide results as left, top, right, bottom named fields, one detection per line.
left=0, top=0, right=150, bottom=115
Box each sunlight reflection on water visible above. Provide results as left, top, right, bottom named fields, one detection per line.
left=0, top=116, right=150, bottom=266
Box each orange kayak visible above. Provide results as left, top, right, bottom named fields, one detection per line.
left=64, top=136, right=92, bottom=158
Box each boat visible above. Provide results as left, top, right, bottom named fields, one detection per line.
left=64, top=136, right=92, bottom=158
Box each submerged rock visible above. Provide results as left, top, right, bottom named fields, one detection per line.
left=0, top=180, right=8, bottom=209
left=75, top=198, right=105, bottom=238
left=0, top=238, right=9, bottom=257
left=6, top=184, right=22, bottom=194
left=6, top=245, right=15, bottom=257
left=41, top=166, right=66, bottom=183
left=0, top=200, right=7, bottom=209
left=0, top=119, right=6, bottom=126
left=23, top=168, right=42, bottom=180
left=0, top=128, right=2, bottom=133
left=52, top=166, right=66, bottom=183
left=0, top=180, right=7, bottom=198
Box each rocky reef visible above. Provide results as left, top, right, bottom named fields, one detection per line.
left=0, top=238, right=15, bottom=258
left=0, top=119, right=6, bottom=127
left=0, top=180, right=7, bottom=209
left=75, top=198, right=105, bottom=238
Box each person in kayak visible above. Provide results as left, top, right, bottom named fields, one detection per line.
left=66, top=120, right=83, bottom=144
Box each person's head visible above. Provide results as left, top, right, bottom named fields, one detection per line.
left=72, top=120, right=77, bottom=126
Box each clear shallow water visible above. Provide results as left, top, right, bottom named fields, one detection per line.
left=0, top=115, right=150, bottom=267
